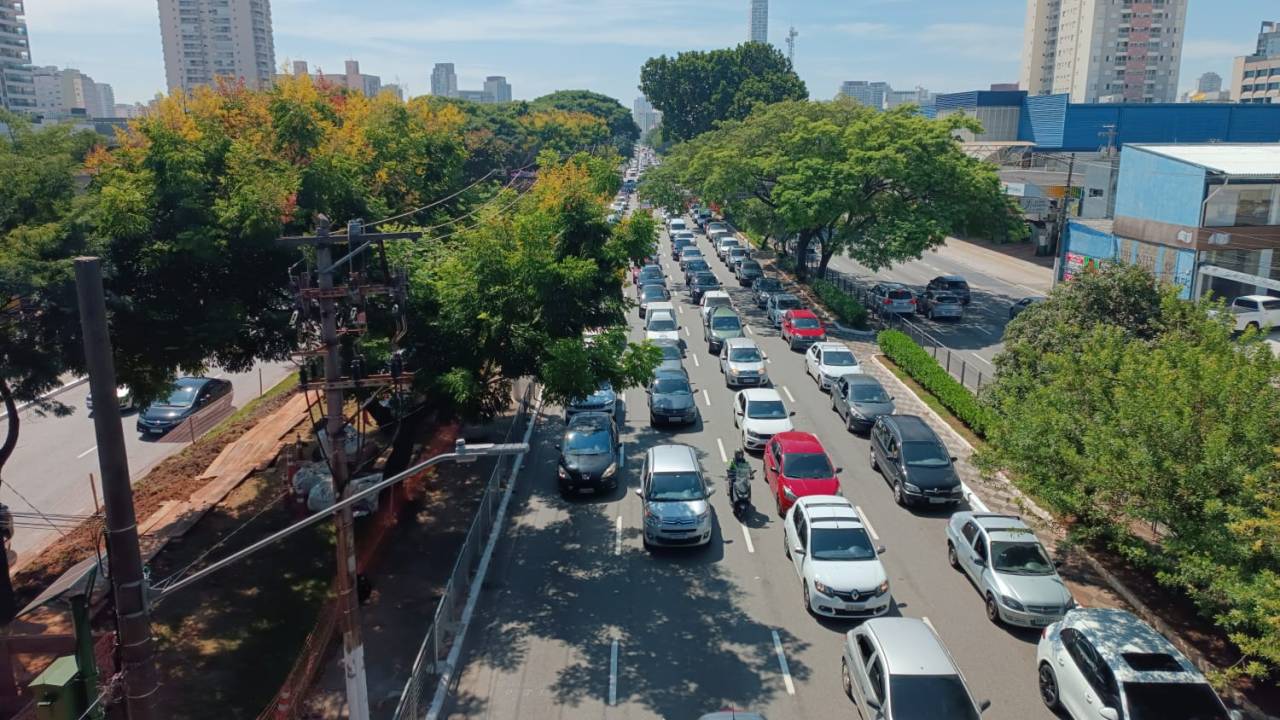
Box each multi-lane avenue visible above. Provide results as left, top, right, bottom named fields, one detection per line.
left=446, top=202, right=1055, bottom=719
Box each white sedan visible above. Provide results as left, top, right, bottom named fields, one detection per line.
left=805, top=342, right=862, bottom=391
left=784, top=495, right=891, bottom=619
left=732, top=388, right=794, bottom=451
left=645, top=310, right=680, bottom=344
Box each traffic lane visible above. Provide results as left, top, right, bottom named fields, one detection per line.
left=2, top=361, right=293, bottom=564
left=694, top=232, right=1051, bottom=719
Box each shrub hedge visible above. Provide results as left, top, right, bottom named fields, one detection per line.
left=812, top=279, right=869, bottom=329
left=877, top=329, right=994, bottom=437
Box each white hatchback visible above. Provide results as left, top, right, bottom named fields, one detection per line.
left=645, top=310, right=680, bottom=344
left=785, top=495, right=891, bottom=619
left=732, top=388, right=794, bottom=450
left=805, top=342, right=863, bottom=391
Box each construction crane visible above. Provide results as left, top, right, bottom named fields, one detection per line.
left=786, top=26, right=798, bottom=63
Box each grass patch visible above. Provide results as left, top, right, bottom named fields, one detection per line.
left=880, top=356, right=986, bottom=449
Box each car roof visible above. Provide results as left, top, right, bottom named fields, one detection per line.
left=648, top=310, right=675, bottom=320
left=861, top=618, right=959, bottom=677
left=566, top=412, right=613, bottom=432
left=796, top=495, right=860, bottom=525
left=1066, top=609, right=1202, bottom=684
left=961, top=513, right=1039, bottom=544
left=1235, top=294, right=1273, bottom=302
left=703, top=290, right=730, bottom=300
left=740, top=388, right=782, bottom=403
left=885, top=415, right=939, bottom=442
left=723, top=337, right=759, bottom=350
left=936, top=275, right=967, bottom=282
left=773, top=431, right=824, bottom=453
left=786, top=308, right=818, bottom=319
left=647, top=443, right=700, bottom=473
left=813, top=342, right=849, bottom=352
left=175, top=376, right=213, bottom=389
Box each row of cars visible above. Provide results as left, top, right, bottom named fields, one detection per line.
left=645, top=206, right=1241, bottom=720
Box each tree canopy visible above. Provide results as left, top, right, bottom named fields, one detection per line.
left=639, top=42, right=808, bottom=142
left=531, top=90, right=640, bottom=158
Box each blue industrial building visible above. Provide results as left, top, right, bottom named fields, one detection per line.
left=933, top=90, right=1280, bottom=151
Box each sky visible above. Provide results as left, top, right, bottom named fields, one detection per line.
left=23, top=0, right=1279, bottom=107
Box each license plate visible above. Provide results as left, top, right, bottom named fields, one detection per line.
left=1031, top=617, right=1051, bottom=627
left=148, top=427, right=164, bottom=434
left=930, top=496, right=950, bottom=504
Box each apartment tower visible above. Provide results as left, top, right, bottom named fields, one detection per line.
left=157, top=0, right=276, bottom=94
left=0, top=0, right=35, bottom=113
left=483, top=76, right=512, bottom=102
left=1232, top=22, right=1280, bottom=104
left=431, top=63, right=458, bottom=98
left=749, top=0, right=768, bottom=44
left=1020, top=0, right=1187, bottom=103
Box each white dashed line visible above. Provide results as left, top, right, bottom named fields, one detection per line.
left=740, top=521, right=756, bottom=553
left=781, top=386, right=796, bottom=403
left=744, top=325, right=753, bottom=336
left=691, top=353, right=700, bottom=367
left=856, top=506, right=880, bottom=541
left=678, top=305, right=685, bottom=314
left=702, top=389, right=711, bottom=407
left=771, top=630, right=797, bottom=696
left=615, top=516, right=623, bottom=556
left=682, top=326, right=689, bottom=337
left=76, top=446, right=97, bottom=459
left=972, top=354, right=996, bottom=368
left=716, top=438, right=728, bottom=464
left=609, top=638, right=619, bottom=705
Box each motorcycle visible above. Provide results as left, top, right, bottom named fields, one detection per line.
left=727, top=464, right=753, bottom=520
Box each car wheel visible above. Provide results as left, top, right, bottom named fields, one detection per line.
left=894, top=480, right=906, bottom=506
left=846, top=414, right=856, bottom=433
left=643, top=537, right=653, bottom=552
left=558, top=479, right=572, bottom=498
left=649, top=414, right=659, bottom=427
left=1248, top=321, right=1261, bottom=333
left=985, top=593, right=1001, bottom=624
left=870, top=446, right=879, bottom=471
left=947, top=542, right=960, bottom=569
left=1038, top=663, right=1061, bottom=710
left=775, top=491, right=785, bottom=517
left=842, top=658, right=854, bottom=700
left=784, top=534, right=791, bottom=558
left=803, top=582, right=815, bottom=616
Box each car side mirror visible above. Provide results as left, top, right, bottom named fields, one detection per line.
left=877, top=545, right=887, bottom=555
left=707, top=486, right=717, bottom=496
left=974, top=557, right=986, bottom=567
left=789, top=410, right=797, bottom=417
left=633, top=488, right=643, bottom=498
left=979, top=699, right=991, bottom=713
left=554, top=443, right=561, bottom=450
left=950, top=456, right=958, bottom=462
left=1099, top=708, right=1119, bottom=720
left=835, top=467, right=844, bottom=474
left=645, top=389, right=652, bottom=395
left=793, top=546, right=805, bottom=556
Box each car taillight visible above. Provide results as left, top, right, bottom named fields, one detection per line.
left=909, top=298, right=917, bottom=304
left=883, top=298, right=891, bottom=305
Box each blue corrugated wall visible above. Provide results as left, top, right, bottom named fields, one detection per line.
left=1022, top=96, right=1280, bottom=150
left=1113, top=147, right=1207, bottom=227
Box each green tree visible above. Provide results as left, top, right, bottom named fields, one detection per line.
left=531, top=90, right=640, bottom=157
left=639, top=42, right=807, bottom=142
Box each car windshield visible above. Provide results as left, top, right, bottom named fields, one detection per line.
left=741, top=262, right=761, bottom=272
left=156, top=384, right=199, bottom=407
left=1230, top=303, right=1255, bottom=314
left=686, top=261, right=709, bottom=272
left=640, top=269, right=662, bottom=280
left=809, top=527, right=877, bottom=561
left=705, top=298, right=730, bottom=308
left=647, top=317, right=676, bottom=332
left=730, top=348, right=763, bottom=363
left=641, top=287, right=667, bottom=301
left=695, top=274, right=718, bottom=286
left=944, top=281, right=969, bottom=290
left=648, top=472, right=705, bottom=501
left=991, top=541, right=1055, bottom=575
left=656, top=344, right=682, bottom=361
left=653, top=378, right=691, bottom=395
left=903, top=441, right=951, bottom=468
left=757, top=279, right=782, bottom=292
left=851, top=384, right=890, bottom=403
left=683, top=249, right=702, bottom=257
left=711, top=315, right=741, bottom=331
left=747, top=400, right=787, bottom=419
left=791, top=317, right=821, bottom=329
left=823, top=351, right=857, bottom=366
left=775, top=296, right=800, bottom=310
left=564, top=427, right=612, bottom=455
left=887, top=675, right=980, bottom=720
left=783, top=452, right=833, bottom=479
left=1122, top=682, right=1230, bottom=720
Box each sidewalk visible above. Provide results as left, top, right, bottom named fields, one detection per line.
left=936, top=237, right=1054, bottom=295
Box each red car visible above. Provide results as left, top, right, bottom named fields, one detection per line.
left=780, top=309, right=826, bottom=351
left=762, top=432, right=841, bottom=515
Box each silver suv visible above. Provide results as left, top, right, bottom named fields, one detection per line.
left=945, top=512, right=1074, bottom=627
left=636, top=445, right=714, bottom=550
left=842, top=618, right=989, bottom=719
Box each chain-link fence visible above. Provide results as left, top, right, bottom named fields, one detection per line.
left=391, top=381, right=537, bottom=720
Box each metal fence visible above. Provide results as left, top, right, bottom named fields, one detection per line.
left=802, top=259, right=993, bottom=392
left=391, top=381, right=536, bottom=720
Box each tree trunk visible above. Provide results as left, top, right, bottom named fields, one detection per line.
left=794, top=229, right=815, bottom=283
left=818, top=245, right=836, bottom=280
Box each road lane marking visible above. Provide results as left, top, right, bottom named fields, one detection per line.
left=678, top=304, right=684, bottom=314
left=740, top=521, right=756, bottom=553
left=77, top=446, right=97, bottom=459
left=744, top=324, right=753, bottom=336
left=716, top=438, right=728, bottom=464
left=856, top=506, right=880, bottom=541
left=615, top=516, right=623, bottom=556
left=691, top=353, right=700, bottom=368
left=682, top=326, right=690, bottom=337
left=972, top=354, right=996, bottom=368
left=781, top=386, right=796, bottom=403
left=702, top=389, right=711, bottom=407
left=771, top=630, right=797, bottom=696
left=609, top=638, right=619, bottom=705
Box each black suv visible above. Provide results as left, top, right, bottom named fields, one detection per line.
left=926, top=275, right=971, bottom=305
left=869, top=415, right=962, bottom=508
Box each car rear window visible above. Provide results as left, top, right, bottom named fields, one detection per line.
left=1121, top=653, right=1183, bottom=672
left=888, top=290, right=913, bottom=300
left=887, top=675, right=980, bottom=720
left=1121, top=682, right=1229, bottom=720
left=945, top=280, right=969, bottom=290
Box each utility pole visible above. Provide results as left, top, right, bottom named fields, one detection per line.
left=278, top=217, right=417, bottom=720
left=74, top=257, right=158, bottom=720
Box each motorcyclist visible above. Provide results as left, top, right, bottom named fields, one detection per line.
left=728, top=449, right=752, bottom=506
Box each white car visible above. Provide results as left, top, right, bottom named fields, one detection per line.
left=667, top=218, right=688, bottom=233
left=645, top=310, right=680, bottom=344
left=732, top=388, right=794, bottom=451
left=805, top=342, right=863, bottom=391
left=1037, top=608, right=1240, bottom=720
left=672, top=230, right=696, bottom=245
left=699, top=291, right=733, bottom=325
left=784, top=495, right=891, bottom=619
left=719, top=337, right=768, bottom=388
left=716, top=237, right=742, bottom=260
left=1225, top=294, right=1280, bottom=333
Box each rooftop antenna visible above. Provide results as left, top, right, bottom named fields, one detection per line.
left=786, top=26, right=798, bottom=63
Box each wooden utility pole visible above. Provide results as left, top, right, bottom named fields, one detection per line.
left=74, top=257, right=158, bottom=720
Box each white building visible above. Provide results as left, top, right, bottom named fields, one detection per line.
left=431, top=63, right=458, bottom=98
left=633, top=96, right=661, bottom=134
left=838, top=81, right=891, bottom=109
left=483, top=75, right=512, bottom=103
left=1020, top=0, right=1187, bottom=103
left=1232, top=22, right=1280, bottom=105
left=33, top=66, right=115, bottom=118
left=749, top=0, right=768, bottom=44
left=0, top=0, right=35, bottom=114
left=157, top=0, right=276, bottom=94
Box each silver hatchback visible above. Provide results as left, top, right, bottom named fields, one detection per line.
left=842, top=618, right=989, bottom=719
left=637, top=444, right=714, bottom=549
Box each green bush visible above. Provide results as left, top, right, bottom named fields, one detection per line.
left=775, top=255, right=796, bottom=274
left=878, top=330, right=994, bottom=437
left=812, top=279, right=868, bottom=329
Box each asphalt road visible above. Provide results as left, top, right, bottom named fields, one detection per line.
left=447, top=209, right=1054, bottom=719
left=2, top=361, right=294, bottom=565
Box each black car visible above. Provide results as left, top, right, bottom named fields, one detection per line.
left=638, top=284, right=671, bottom=318
left=926, top=275, right=971, bottom=305
left=688, top=271, right=721, bottom=302
left=736, top=260, right=763, bottom=286
left=557, top=412, right=619, bottom=496
left=869, top=415, right=962, bottom=508
left=682, top=259, right=711, bottom=283
left=136, top=377, right=233, bottom=436
left=636, top=265, right=665, bottom=288
left=753, top=276, right=783, bottom=308
left=648, top=369, right=699, bottom=427
left=1008, top=296, right=1046, bottom=319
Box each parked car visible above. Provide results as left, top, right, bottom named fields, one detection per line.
left=706, top=307, right=745, bottom=353
left=705, top=221, right=730, bottom=236
left=652, top=339, right=686, bottom=372
left=1037, top=608, right=1238, bottom=720
left=136, top=377, right=233, bottom=436
left=753, top=277, right=784, bottom=308
left=946, top=512, right=1073, bottom=627
left=637, top=284, right=671, bottom=318
left=682, top=259, right=711, bottom=283
left=781, top=309, right=826, bottom=350
left=556, top=411, right=619, bottom=496
left=842, top=618, right=990, bottom=719
left=699, top=291, right=733, bottom=325
left=647, top=369, right=699, bottom=427
left=927, top=275, right=972, bottom=305
left=766, top=293, right=802, bottom=328
left=1008, top=296, right=1046, bottom=319
left=733, top=388, right=795, bottom=451
left=719, top=337, right=769, bottom=388
left=1226, top=294, right=1280, bottom=333
left=920, top=291, right=965, bottom=321
left=869, top=415, right=962, bottom=508
left=736, top=260, right=763, bottom=286
left=645, top=310, right=680, bottom=344
left=785, top=495, right=890, bottom=619
left=688, top=272, right=721, bottom=303
left=763, top=432, right=841, bottom=515
left=636, top=444, right=714, bottom=550
left=870, top=282, right=917, bottom=316
left=804, top=341, right=861, bottom=390
left=832, top=375, right=895, bottom=433
left=566, top=380, right=617, bottom=419
left=86, top=384, right=135, bottom=412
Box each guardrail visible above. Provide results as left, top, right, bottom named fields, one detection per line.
left=391, top=381, right=537, bottom=720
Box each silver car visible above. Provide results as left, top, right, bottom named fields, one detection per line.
left=923, top=292, right=964, bottom=321
left=832, top=375, right=895, bottom=433
left=766, top=293, right=802, bottom=327
left=842, top=618, right=989, bottom=719
left=870, top=283, right=917, bottom=316
left=637, top=444, right=714, bottom=549
left=946, top=513, right=1073, bottom=628
left=719, top=337, right=769, bottom=388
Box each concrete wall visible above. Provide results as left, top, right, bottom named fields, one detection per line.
left=1113, top=146, right=1206, bottom=227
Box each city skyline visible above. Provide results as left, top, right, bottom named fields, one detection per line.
left=21, top=0, right=1278, bottom=106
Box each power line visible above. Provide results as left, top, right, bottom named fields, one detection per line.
left=361, top=169, right=499, bottom=230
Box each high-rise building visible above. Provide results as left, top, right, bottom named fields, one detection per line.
left=1020, top=0, right=1187, bottom=103
left=483, top=75, right=512, bottom=102
left=838, top=81, right=891, bottom=109
left=1196, top=71, right=1223, bottom=94
left=157, top=0, right=276, bottom=94
left=32, top=66, right=116, bottom=117
left=0, top=0, right=35, bottom=114
left=382, top=83, right=404, bottom=102
left=885, top=86, right=934, bottom=109
left=279, top=58, right=384, bottom=97
left=749, top=0, right=768, bottom=44
left=633, top=96, right=662, bottom=134
left=457, top=89, right=487, bottom=102
left=431, top=63, right=458, bottom=98
left=1232, top=22, right=1280, bottom=104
